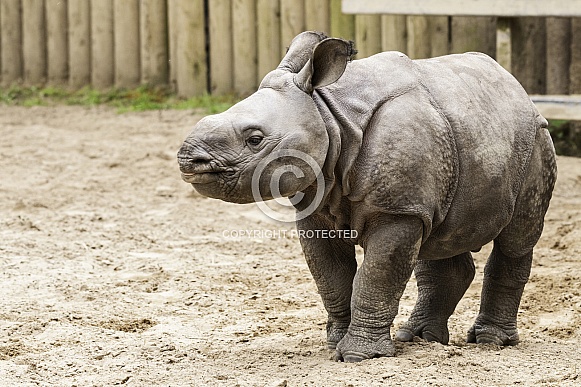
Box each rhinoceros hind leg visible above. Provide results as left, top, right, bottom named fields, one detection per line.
left=467, top=245, right=531, bottom=346
left=395, top=252, right=475, bottom=344
left=468, top=128, right=556, bottom=346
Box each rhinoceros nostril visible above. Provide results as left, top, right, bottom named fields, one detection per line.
left=177, top=141, right=215, bottom=173
left=178, top=151, right=222, bottom=175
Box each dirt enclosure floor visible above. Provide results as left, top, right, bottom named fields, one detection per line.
left=0, top=105, right=580, bottom=386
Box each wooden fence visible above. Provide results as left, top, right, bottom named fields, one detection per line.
left=0, top=0, right=579, bottom=99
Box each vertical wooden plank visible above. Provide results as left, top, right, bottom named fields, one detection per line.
left=511, top=17, right=547, bottom=94
left=429, top=16, right=449, bottom=57
left=114, top=0, right=140, bottom=88
left=381, top=15, right=407, bottom=53
left=167, top=0, right=178, bottom=91
left=451, top=17, right=496, bottom=57
left=91, top=0, right=114, bottom=89
left=175, top=0, right=206, bottom=97
left=141, top=0, right=168, bottom=86
left=496, top=17, right=512, bottom=72
left=280, top=0, right=305, bottom=57
left=46, top=0, right=68, bottom=85
left=68, top=0, right=90, bottom=88
left=1, top=0, right=23, bottom=85
left=570, top=18, right=581, bottom=95
left=0, top=3, right=2, bottom=83
left=209, top=0, right=233, bottom=94
left=406, top=16, right=430, bottom=59
left=546, top=17, right=571, bottom=94
left=232, top=0, right=257, bottom=96
left=0, top=2, right=2, bottom=84
left=305, top=0, right=329, bottom=34
left=330, top=0, right=354, bottom=41
left=569, top=18, right=581, bottom=146
left=22, top=0, right=46, bottom=85
left=257, top=0, right=281, bottom=81
left=355, top=14, right=381, bottom=58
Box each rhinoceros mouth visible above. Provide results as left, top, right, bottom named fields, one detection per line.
left=181, top=171, right=221, bottom=184
left=181, top=167, right=236, bottom=184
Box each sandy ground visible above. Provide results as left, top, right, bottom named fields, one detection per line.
left=0, top=105, right=580, bottom=387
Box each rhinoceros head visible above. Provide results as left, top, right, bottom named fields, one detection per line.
left=178, top=32, right=354, bottom=204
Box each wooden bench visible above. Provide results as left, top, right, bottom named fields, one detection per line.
left=342, top=1, right=581, bottom=17
left=342, top=0, right=581, bottom=120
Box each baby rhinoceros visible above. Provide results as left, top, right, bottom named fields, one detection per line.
left=177, top=31, right=556, bottom=362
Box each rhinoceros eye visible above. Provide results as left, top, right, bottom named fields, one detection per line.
left=247, top=135, right=263, bottom=146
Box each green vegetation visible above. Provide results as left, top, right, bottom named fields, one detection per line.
left=0, top=85, right=240, bottom=114
left=548, top=120, right=581, bottom=157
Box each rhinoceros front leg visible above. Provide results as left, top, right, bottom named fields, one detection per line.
left=297, top=215, right=357, bottom=349
left=395, top=252, right=475, bottom=344
left=335, top=215, right=423, bottom=362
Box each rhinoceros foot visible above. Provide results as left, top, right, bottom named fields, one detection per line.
left=395, top=319, right=450, bottom=344
left=467, top=322, right=520, bottom=346
left=334, top=331, right=395, bottom=362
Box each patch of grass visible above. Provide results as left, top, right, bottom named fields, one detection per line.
left=0, top=86, right=40, bottom=104
left=0, top=85, right=240, bottom=114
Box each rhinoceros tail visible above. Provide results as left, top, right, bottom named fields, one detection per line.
left=536, top=113, right=548, bottom=129
left=346, top=40, right=357, bottom=61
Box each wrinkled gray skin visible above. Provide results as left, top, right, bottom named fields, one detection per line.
left=178, top=31, right=557, bottom=362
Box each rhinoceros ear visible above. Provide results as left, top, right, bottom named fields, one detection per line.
left=294, top=38, right=356, bottom=94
